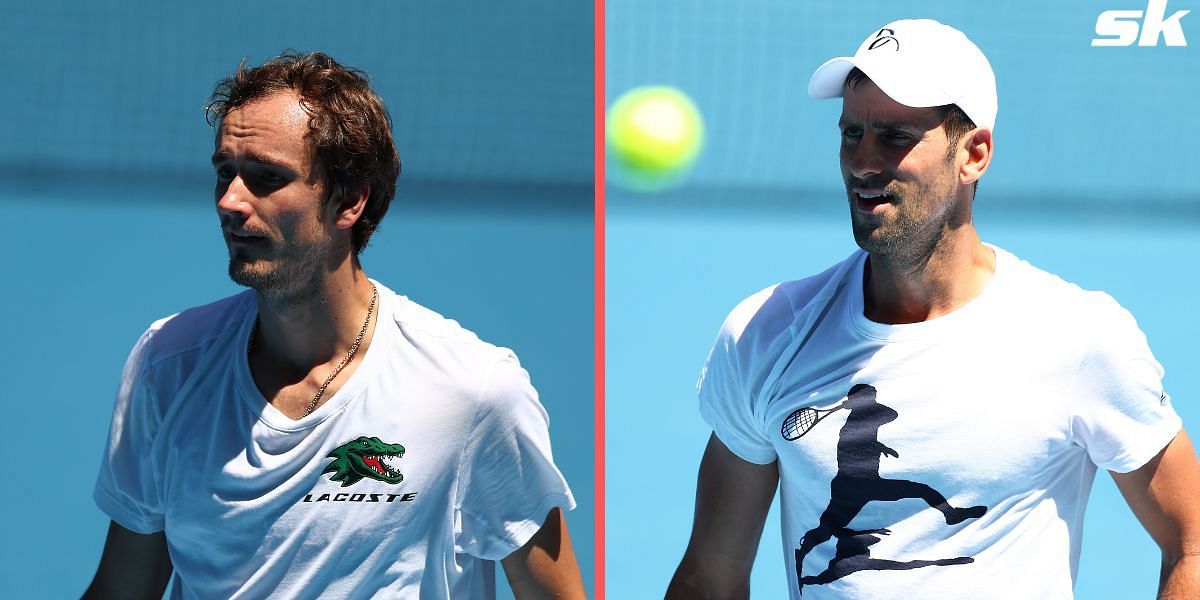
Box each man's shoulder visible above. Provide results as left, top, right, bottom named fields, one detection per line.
left=135, top=290, right=254, bottom=367
left=996, top=246, right=1127, bottom=313
left=382, top=288, right=520, bottom=370
left=993, top=245, right=1140, bottom=338
left=380, top=289, right=539, bottom=414
left=719, top=251, right=862, bottom=343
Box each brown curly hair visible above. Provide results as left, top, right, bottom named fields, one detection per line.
left=207, top=51, right=401, bottom=256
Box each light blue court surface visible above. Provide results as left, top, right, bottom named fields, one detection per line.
left=607, top=200, right=1200, bottom=598
left=0, top=186, right=593, bottom=599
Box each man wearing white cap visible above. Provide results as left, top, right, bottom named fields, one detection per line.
left=667, top=19, right=1200, bottom=599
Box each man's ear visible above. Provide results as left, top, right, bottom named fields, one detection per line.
left=959, top=128, right=993, bottom=186
left=330, top=184, right=370, bottom=230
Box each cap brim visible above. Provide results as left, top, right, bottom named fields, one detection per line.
left=808, top=57, right=856, bottom=99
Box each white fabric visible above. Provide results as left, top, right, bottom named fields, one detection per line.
left=94, top=282, right=574, bottom=599
left=808, top=19, right=998, bottom=131
left=698, top=246, right=1180, bottom=599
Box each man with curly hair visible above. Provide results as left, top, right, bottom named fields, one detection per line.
left=86, top=51, right=583, bottom=599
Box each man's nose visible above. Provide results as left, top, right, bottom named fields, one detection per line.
left=216, top=174, right=251, bottom=217
left=846, top=135, right=884, bottom=181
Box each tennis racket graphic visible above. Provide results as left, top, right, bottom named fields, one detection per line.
left=781, top=402, right=846, bottom=441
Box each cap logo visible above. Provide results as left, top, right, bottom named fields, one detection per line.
left=868, top=28, right=899, bottom=51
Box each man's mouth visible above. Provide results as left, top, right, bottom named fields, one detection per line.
left=227, top=230, right=268, bottom=244
left=853, top=189, right=894, bottom=212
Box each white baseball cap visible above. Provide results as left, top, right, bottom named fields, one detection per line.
left=808, top=19, right=997, bottom=131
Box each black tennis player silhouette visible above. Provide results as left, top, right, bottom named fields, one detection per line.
left=798, top=527, right=973, bottom=587
left=791, top=383, right=986, bottom=593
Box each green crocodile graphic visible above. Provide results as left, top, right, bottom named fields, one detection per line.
left=322, top=436, right=406, bottom=487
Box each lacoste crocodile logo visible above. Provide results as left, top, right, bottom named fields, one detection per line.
left=322, top=436, right=406, bottom=487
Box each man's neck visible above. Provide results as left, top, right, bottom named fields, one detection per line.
left=253, top=262, right=379, bottom=373
left=862, top=225, right=996, bottom=325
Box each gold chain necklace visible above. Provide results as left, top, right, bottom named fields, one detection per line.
left=248, top=285, right=379, bottom=417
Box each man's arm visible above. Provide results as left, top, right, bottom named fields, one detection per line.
left=500, top=507, right=586, bottom=599
left=83, top=520, right=173, bottom=599
left=1110, top=429, right=1200, bottom=600
left=666, top=433, right=779, bottom=600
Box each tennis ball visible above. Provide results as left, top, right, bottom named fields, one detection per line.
left=606, top=86, right=704, bottom=192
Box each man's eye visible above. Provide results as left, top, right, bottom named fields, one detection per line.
left=261, top=172, right=285, bottom=185
left=885, top=132, right=912, bottom=143
left=841, top=128, right=862, bottom=140
left=215, top=166, right=236, bottom=180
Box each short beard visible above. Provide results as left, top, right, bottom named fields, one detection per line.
left=227, top=242, right=328, bottom=299
left=849, top=160, right=961, bottom=262
left=850, top=203, right=917, bottom=255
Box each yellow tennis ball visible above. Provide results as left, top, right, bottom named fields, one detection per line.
left=606, top=86, right=705, bottom=192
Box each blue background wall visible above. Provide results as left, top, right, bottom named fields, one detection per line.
left=607, top=0, right=1197, bottom=211
left=0, top=2, right=594, bottom=598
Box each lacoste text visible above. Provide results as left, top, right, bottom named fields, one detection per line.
left=303, top=492, right=419, bottom=503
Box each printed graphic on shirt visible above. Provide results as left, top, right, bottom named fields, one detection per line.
left=301, top=491, right=418, bottom=503
left=786, top=384, right=986, bottom=593
left=323, top=436, right=406, bottom=487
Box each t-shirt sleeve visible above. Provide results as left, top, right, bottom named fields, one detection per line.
left=1070, top=299, right=1182, bottom=473
left=93, top=329, right=167, bottom=534
left=697, top=300, right=777, bottom=464
left=455, top=355, right=575, bottom=560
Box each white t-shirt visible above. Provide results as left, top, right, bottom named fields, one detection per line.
left=698, top=246, right=1180, bottom=599
left=94, top=282, right=575, bottom=599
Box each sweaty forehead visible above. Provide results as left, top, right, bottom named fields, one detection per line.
left=219, top=92, right=311, bottom=143
left=216, top=91, right=315, bottom=165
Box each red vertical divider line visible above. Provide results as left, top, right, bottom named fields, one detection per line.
left=593, top=0, right=606, bottom=596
